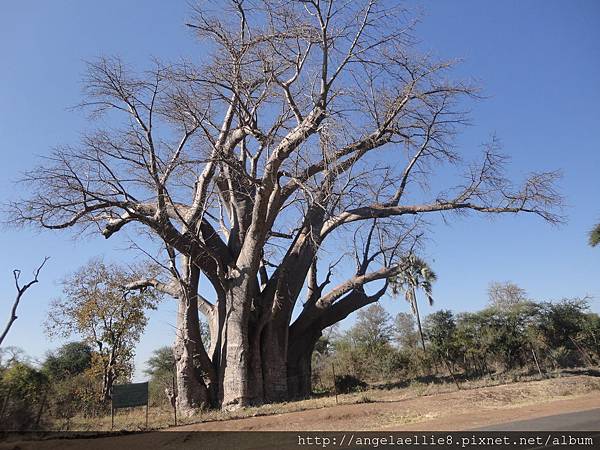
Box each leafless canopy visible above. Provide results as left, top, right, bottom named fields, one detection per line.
left=7, top=0, right=563, bottom=410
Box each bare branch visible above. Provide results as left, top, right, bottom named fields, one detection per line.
left=1, top=257, right=49, bottom=346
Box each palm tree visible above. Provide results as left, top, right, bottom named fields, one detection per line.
left=390, top=255, right=437, bottom=351
left=589, top=222, right=600, bottom=247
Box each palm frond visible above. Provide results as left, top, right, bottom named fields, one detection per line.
left=425, top=290, right=435, bottom=306
left=589, top=222, right=600, bottom=247
left=392, top=254, right=437, bottom=310
left=425, top=268, right=437, bottom=282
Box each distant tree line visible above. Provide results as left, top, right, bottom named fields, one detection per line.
left=311, top=295, right=600, bottom=394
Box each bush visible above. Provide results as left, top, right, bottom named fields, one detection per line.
left=334, top=374, right=367, bottom=394
left=144, top=346, right=176, bottom=407
left=401, top=348, right=434, bottom=378
left=550, top=346, right=576, bottom=369
left=42, top=342, right=92, bottom=379
left=46, top=371, right=107, bottom=422
left=0, top=362, right=48, bottom=430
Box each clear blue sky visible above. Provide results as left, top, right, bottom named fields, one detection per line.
left=1, top=1, right=599, bottom=379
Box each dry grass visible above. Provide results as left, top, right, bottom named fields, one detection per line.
left=58, top=406, right=184, bottom=432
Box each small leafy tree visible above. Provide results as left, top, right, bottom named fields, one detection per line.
left=42, top=342, right=106, bottom=429
left=42, top=342, right=93, bottom=379
left=145, top=347, right=176, bottom=378
left=579, top=313, right=600, bottom=363
left=350, top=303, right=394, bottom=352
left=424, top=309, right=463, bottom=387
left=327, top=304, right=402, bottom=383
left=454, top=312, right=491, bottom=376
left=41, top=342, right=100, bottom=421
left=536, top=298, right=591, bottom=367
left=144, top=346, right=176, bottom=407
left=482, top=304, right=537, bottom=371
left=393, top=312, right=419, bottom=350
left=46, top=259, right=162, bottom=400
left=424, top=310, right=458, bottom=366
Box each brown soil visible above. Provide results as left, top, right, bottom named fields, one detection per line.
left=173, top=374, right=600, bottom=431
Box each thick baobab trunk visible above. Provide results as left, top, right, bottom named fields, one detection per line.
left=220, top=283, right=252, bottom=409
left=287, top=289, right=383, bottom=399
left=247, top=290, right=291, bottom=404
left=287, top=346, right=315, bottom=399
left=287, top=352, right=313, bottom=399
left=174, top=297, right=210, bottom=415
left=261, top=321, right=289, bottom=402
left=287, top=328, right=322, bottom=399
left=258, top=240, right=320, bottom=402
left=173, top=265, right=211, bottom=416
left=248, top=329, right=264, bottom=404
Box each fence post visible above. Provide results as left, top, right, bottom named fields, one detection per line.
left=331, top=363, right=338, bottom=405
left=0, top=385, right=12, bottom=423
left=442, top=357, right=461, bottom=390
left=569, top=336, right=594, bottom=367
left=171, top=375, right=178, bottom=426
left=531, top=346, right=544, bottom=378
left=35, top=390, right=48, bottom=428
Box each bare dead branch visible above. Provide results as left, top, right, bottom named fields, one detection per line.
left=0, top=257, right=49, bottom=346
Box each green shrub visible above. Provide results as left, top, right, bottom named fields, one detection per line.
left=0, top=362, right=48, bottom=430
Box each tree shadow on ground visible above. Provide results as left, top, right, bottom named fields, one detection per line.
left=365, top=366, right=600, bottom=393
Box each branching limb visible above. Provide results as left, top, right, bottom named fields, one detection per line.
left=0, top=257, right=49, bottom=346
left=124, top=277, right=180, bottom=298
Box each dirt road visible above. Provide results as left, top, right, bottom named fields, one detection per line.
left=476, top=408, right=600, bottom=431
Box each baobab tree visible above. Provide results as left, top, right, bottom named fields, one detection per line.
left=8, top=1, right=562, bottom=413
